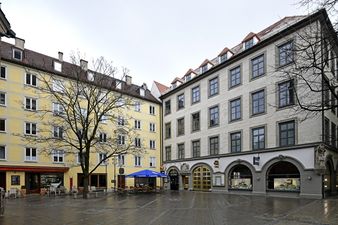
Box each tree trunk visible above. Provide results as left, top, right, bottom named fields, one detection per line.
left=83, top=174, right=89, bottom=199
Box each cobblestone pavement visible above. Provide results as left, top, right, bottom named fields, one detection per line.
left=1, top=191, right=338, bottom=225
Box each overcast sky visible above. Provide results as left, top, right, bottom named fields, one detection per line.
left=2, top=0, right=309, bottom=87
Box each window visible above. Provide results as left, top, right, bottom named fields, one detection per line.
left=201, top=64, right=208, bottom=73
left=11, top=175, right=20, bottom=185
left=230, top=98, right=241, bottom=121
left=209, top=77, right=219, bottom=97
left=53, top=126, right=63, bottom=139
left=230, top=132, right=241, bottom=152
left=118, top=155, right=125, bottom=166
left=0, top=119, right=5, bottom=132
left=165, top=100, right=171, bottom=115
left=177, top=118, right=185, bottom=136
left=252, top=127, right=265, bottom=150
left=324, top=118, right=330, bottom=145
left=25, top=97, right=37, bottom=111
left=245, top=39, right=254, bottom=49
left=191, top=112, right=200, bottom=132
left=25, top=122, right=37, bottom=135
left=220, top=54, right=227, bottom=63
left=191, top=86, right=200, bottom=103
left=117, top=116, right=125, bottom=126
left=185, top=74, right=191, bottom=81
left=0, top=66, right=6, bottom=79
left=150, top=157, right=156, bottom=167
left=230, top=66, right=241, bottom=88
left=134, top=101, right=141, bottom=112
left=251, top=54, right=264, bottom=78
left=149, top=105, right=155, bottom=115
left=52, top=79, right=63, bottom=92
left=134, top=120, right=141, bottom=129
left=0, top=146, right=6, bottom=160
left=53, top=102, right=64, bottom=115
left=278, top=80, right=294, bottom=107
left=192, top=140, right=200, bottom=158
left=98, top=153, right=107, bottom=165
left=332, top=122, right=336, bottom=148
left=209, top=106, right=219, bottom=127
left=87, top=71, right=95, bottom=81
left=25, top=73, right=37, bottom=86
left=13, top=49, right=22, bottom=60
left=209, top=136, right=219, bottom=155
left=177, top=143, right=185, bottom=159
left=135, top=138, right=141, bottom=148
left=150, top=140, right=156, bottom=149
left=150, top=123, right=156, bottom=132
left=100, top=114, right=108, bottom=123
left=165, top=146, right=171, bottom=161
left=252, top=90, right=265, bottom=115
left=52, top=150, right=64, bottom=163
left=0, top=92, right=6, bottom=106
left=140, top=88, right=145, bottom=96
left=165, top=122, right=171, bottom=139
left=54, top=61, right=62, bottom=72
left=25, top=147, right=37, bottom=161
left=177, top=94, right=185, bottom=110
left=99, top=133, right=107, bottom=143
left=118, top=135, right=125, bottom=145
left=279, top=121, right=295, bottom=147
left=278, top=41, right=293, bottom=66
left=134, top=156, right=141, bottom=166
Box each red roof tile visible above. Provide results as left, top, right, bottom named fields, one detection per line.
left=154, top=81, right=169, bottom=94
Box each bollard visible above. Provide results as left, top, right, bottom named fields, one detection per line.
left=0, top=187, right=5, bottom=216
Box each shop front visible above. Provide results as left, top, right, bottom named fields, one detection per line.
left=228, top=164, right=252, bottom=191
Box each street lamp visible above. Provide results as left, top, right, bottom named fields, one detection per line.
left=112, top=156, right=117, bottom=192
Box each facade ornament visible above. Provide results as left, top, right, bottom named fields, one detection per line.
left=315, top=144, right=326, bottom=175
left=180, top=163, right=190, bottom=175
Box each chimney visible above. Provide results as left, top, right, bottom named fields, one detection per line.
left=125, top=75, right=132, bottom=85
left=15, top=37, right=25, bottom=50
left=80, top=59, right=88, bottom=71
left=142, top=83, right=147, bottom=90
left=58, top=52, right=63, bottom=62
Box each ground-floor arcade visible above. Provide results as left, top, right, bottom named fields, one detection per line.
left=164, top=145, right=338, bottom=198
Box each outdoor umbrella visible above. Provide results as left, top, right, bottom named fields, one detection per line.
left=126, top=169, right=167, bottom=178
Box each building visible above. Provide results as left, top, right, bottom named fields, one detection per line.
left=0, top=38, right=161, bottom=194
left=0, top=5, right=15, bottom=38
left=159, top=9, right=338, bottom=198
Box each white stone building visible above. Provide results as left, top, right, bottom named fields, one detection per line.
left=158, top=9, right=338, bottom=198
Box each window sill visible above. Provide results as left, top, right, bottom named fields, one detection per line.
left=24, top=109, right=37, bottom=112
left=228, top=83, right=242, bottom=91
left=250, top=112, right=266, bottom=118
left=250, top=74, right=265, bottom=82
left=191, top=101, right=200, bottom=105
left=53, top=162, right=65, bottom=164
left=208, top=93, right=219, bottom=99
left=0, top=131, right=7, bottom=134
left=0, top=77, right=7, bottom=80
left=24, top=160, right=37, bottom=163
left=24, top=84, right=38, bottom=88
left=0, top=104, right=6, bottom=107
left=229, top=118, right=242, bottom=124
left=191, top=129, right=200, bottom=134
left=208, top=124, right=220, bottom=129
left=276, top=104, right=295, bottom=111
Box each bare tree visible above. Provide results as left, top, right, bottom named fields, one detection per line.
left=20, top=54, right=144, bottom=198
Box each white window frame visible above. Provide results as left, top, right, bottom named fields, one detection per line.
left=150, top=140, right=156, bottom=149
left=0, top=145, right=6, bottom=160
left=52, top=79, right=64, bottom=92
left=150, top=123, right=156, bottom=132
left=54, top=61, right=62, bottom=72
left=52, top=149, right=64, bottom=163
left=25, top=147, right=37, bottom=161
left=118, top=154, right=125, bottom=166
left=25, top=97, right=37, bottom=111
left=25, top=122, right=37, bottom=135
left=135, top=101, right=141, bottom=112
left=149, top=105, right=155, bottom=115
left=134, top=156, right=141, bottom=166
left=117, top=116, right=125, bottom=126
left=149, top=157, right=156, bottom=167
left=118, top=135, right=125, bottom=145
left=53, top=126, right=63, bottom=139
left=25, top=73, right=37, bottom=87
left=135, top=137, right=141, bottom=148
left=99, top=132, right=107, bottom=143
left=13, top=48, right=22, bottom=61
left=100, top=114, right=108, bottom=124
left=98, top=153, right=108, bottom=165
left=134, top=120, right=141, bottom=129
left=0, top=92, right=6, bottom=106
left=53, top=102, right=64, bottom=115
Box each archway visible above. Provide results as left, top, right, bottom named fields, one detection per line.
left=192, top=165, right=211, bottom=191
left=266, top=161, right=300, bottom=192
left=168, top=169, right=179, bottom=190
left=228, top=164, right=253, bottom=190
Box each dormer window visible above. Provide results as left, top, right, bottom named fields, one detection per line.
left=54, top=61, right=62, bottom=72
left=172, top=84, right=177, bottom=89
left=87, top=72, right=94, bottom=81
left=13, top=49, right=22, bottom=61
left=140, top=88, right=145, bottom=97
left=185, top=74, right=191, bottom=82
left=201, top=64, right=208, bottom=73
left=245, top=39, right=254, bottom=49
left=220, top=54, right=227, bottom=63
left=116, top=81, right=122, bottom=89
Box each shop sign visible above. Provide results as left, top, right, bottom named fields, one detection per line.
left=253, top=156, right=260, bottom=165
left=214, top=160, right=219, bottom=168
left=119, top=168, right=124, bottom=174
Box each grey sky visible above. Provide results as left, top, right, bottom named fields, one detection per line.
left=2, top=0, right=308, bottom=87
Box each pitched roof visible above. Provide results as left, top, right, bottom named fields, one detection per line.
left=184, top=68, right=197, bottom=76
left=171, top=77, right=184, bottom=84
left=218, top=47, right=232, bottom=56
left=0, top=41, right=160, bottom=104
left=153, top=80, right=169, bottom=94
left=199, top=59, right=214, bottom=67
left=242, top=32, right=259, bottom=43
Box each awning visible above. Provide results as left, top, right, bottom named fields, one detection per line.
left=0, top=165, right=69, bottom=173
left=126, top=169, right=167, bottom=178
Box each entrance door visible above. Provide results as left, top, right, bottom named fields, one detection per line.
left=193, top=166, right=211, bottom=191
left=169, top=170, right=179, bottom=190
left=0, top=172, right=6, bottom=191
left=25, top=172, right=40, bottom=194
left=118, top=175, right=125, bottom=189
left=182, top=175, right=189, bottom=190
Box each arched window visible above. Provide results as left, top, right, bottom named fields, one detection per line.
left=267, top=161, right=300, bottom=192
left=228, top=165, right=252, bottom=190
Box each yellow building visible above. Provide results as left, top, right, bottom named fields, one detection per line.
left=0, top=38, right=162, bottom=194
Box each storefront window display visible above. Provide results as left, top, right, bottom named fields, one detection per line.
left=229, top=165, right=252, bottom=190
left=267, top=161, right=300, bottom=192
